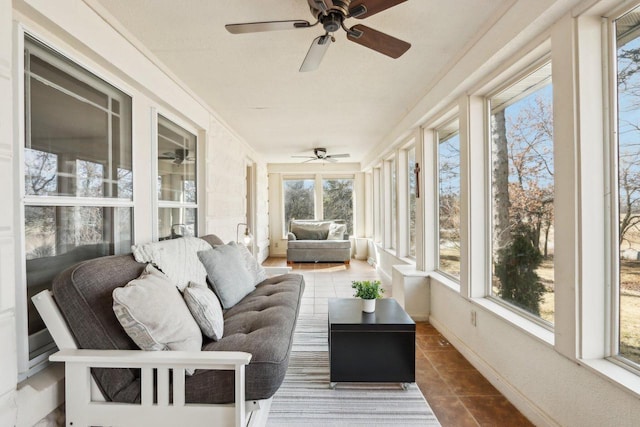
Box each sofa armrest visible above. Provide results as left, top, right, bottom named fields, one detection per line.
left=287, top=232, right=297, bottom=241
left=51, top=349, right=252, bottom=427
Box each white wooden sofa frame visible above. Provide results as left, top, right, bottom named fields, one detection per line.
left=32, top=266, right=291, bottom=427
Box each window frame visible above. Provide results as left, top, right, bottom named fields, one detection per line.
left=436, top=118, right=461, bottom=280
left=608, top=3, right=640, bottom=373
left=484, top=56, right=555, bottom=331
left=281, top=173, right=355, bottom=238
left=17, top=34, right=135, bottom=378
left=154, top=113, right=200, bottom=241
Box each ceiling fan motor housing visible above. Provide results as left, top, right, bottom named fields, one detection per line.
left=322, top=12, right=342, bottom=32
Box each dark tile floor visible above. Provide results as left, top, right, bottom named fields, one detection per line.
left=263, top=258, right=534, bottom=427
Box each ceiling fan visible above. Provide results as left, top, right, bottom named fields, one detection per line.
left=225, top=0, right=410, bottom=72
left=158, top=148, right=194, bottom=165
left=292, top=147, right=350, bottom=162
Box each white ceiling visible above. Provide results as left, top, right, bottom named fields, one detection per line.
left=93, top=0, right=511, bottom=163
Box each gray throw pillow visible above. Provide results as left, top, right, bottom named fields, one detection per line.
left=291, top=221, right=330, bottom=240
left=232, top=242, right=268, bottom=285
left=198, top=244, right=255, bottom=309
left=112, top=264, right=202, bottom=372
left=183, top=281, right=224, bottom=341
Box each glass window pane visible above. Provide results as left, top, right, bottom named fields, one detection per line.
left=489, top=62, right=554, bottom=324
left=25, top=205, right=132, bottom=357
left=408, top=148, right=417, bottom=257
left=23, top=37, right=134, bottom=363
left=284, top=179, right=315, bottom=232
left=616, top=8, right=640, bottom=365
left=438, top=123, right=461, bottom=277
left=157, top=116, right=197, bottom=203
left=25, top=43, right=132, bottom=200
left=391, top=159, right=396, bottom=250
left=323, top=178, right=354, bottom=236
left=158, top=207, right=197, bottom=241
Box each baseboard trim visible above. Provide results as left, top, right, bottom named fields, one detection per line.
left=428, top=316, right=559, bottom=427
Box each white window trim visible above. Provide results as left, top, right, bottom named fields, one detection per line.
left=435, top=118, right=461, bottom=282
left=153, top=112, right=201, bottom=242
left=15, top=31, right=137, bottom=379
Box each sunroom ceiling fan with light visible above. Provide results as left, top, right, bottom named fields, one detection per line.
left=292, top=147, right=350, bottom=162
left=225, top=0, right=411, bottom=72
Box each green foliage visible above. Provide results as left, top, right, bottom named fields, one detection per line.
left=284, top=180, right=314, bottom=226
left=323, top=179, right=354, bottom=235
left=494, top=232, right=545, bottom=315
left=351, top=280, right=384, bottom=300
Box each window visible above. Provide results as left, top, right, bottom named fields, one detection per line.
left=390, top=158, right=397, bottom=250
left=489, top=61, right=555, bottom=325
left=283, top=178, right=315, bottom=232
left=157, top=116, right=198, bottom=240
left=323, top=178, right=354, bottom=235
left=23, top=37, right=133, bottom=366
left=615, top=7, right=640, bottom=367
left=437, top=121, right=461, bottom=278
left=408, top=147, right=417, bottom=258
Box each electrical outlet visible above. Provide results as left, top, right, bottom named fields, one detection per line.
left=275, top=242, right=279, bottom=248
left=471, top=310, right=477, bottom=327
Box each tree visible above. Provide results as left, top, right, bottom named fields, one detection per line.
left=492, top=109, right=511, bottom=261
left=494, top=230, right=545, bottom=315
left=491, top=86, right=554, bottom=317
left=323, top=179, right=353, bottom=235
left=284, top=180, right=314, bottom=228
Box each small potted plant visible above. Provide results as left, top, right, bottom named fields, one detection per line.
left=351, top=280, right=384, bottom=313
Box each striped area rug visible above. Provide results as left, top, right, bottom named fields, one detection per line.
left=266, top=316, right=441, bottom=426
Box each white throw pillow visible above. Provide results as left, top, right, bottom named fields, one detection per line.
left=327, top=223, right=347, bottom=240
left=131, top=237, right=211, bottom=291
left=183, top=281, right=224, bottom=341
left=112, top=264, right=202, bottom=361
left=233, top=242, right=268, bottom=285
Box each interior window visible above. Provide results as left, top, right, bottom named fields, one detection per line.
left=157, top=116, right=198, bottom=240
left=23, top=36, right=133, bottom=365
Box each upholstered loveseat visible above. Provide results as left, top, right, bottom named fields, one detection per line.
left=34, top=234, right=304, bottom=427
left=286, top=219, right=351, bottom=264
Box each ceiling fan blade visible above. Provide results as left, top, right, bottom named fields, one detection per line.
left=303, top=158, right=318, bottom=163
left=292, top=155, right=316, bottom=159
left=347, top=25, right=410, bottom=59
left=327, top=153, right=350, bottom=158
left=300, top=35, right=332, bottom=72
left=349, top=0, right=407, bottom=19
left=226, top=20, right=311, bottom=34
left=325, top=157, right=338, bottom=163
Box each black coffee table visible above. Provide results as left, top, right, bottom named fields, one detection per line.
left=328, top=298, right=415, bottom=388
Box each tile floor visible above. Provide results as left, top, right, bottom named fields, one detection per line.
left=263, top=258, right=534, bottom=427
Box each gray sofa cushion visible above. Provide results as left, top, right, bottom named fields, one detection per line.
left=52, top=234, right=304, bottom=404
left=288, top=240, right=351, bottom=250
left=186, top=273, right=304, bottom=403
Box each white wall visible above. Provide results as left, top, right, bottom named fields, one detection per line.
left=0, top=0, right=18, bottom=424
left=5, top=0, right=269, bottom=425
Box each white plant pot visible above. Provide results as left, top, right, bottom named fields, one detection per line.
left=362, top=298, right=376, bottom=313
